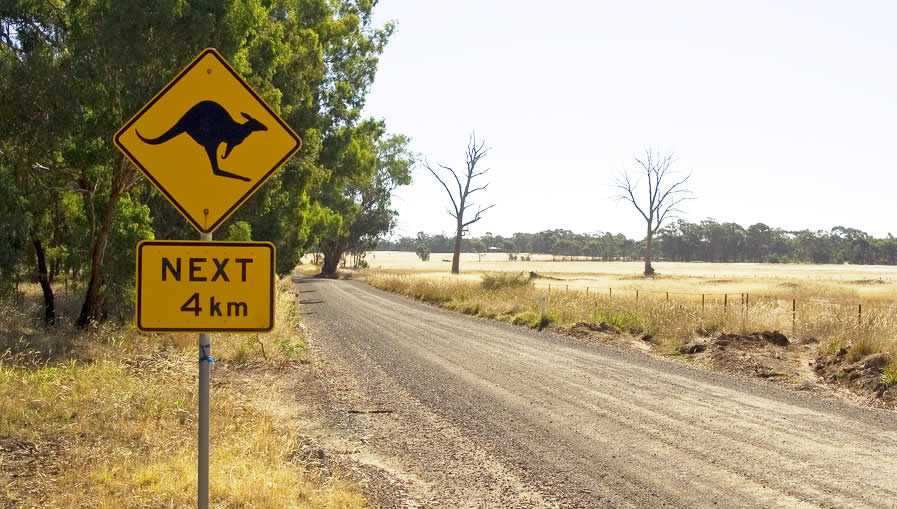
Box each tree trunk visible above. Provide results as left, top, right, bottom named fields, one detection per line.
left=76, top=225, right=110, bottom=327
left=49, top=259, right=58, bottom=286
left=321, top=255, right=340, bottom=275
left=320, top=238, right=347, bottom=275
left=451, top=223, right=462, bottom=274
left=643, top=225, right=655, bottom=277
left=32, top=237, right=55, bottom=326
left=76, top=193, right=119, bottom=327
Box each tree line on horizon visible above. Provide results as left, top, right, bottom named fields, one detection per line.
left=379, top=221, right=897, bottom=266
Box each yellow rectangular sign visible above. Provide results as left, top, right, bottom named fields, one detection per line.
left=137, top=241, right=275, bottom=332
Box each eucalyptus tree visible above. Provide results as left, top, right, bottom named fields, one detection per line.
left=2, top=0, right=404, bottom=324
left=317, top=123, right=414, bottom=274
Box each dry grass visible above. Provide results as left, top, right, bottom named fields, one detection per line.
left=0, top=278, right=364, bottom=508
left=359, top=254, right=897, bottom=362
left=348, top=251, right=897, bottom=304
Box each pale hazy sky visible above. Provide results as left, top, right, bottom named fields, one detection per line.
left=362, top=1, right=897, bottom=240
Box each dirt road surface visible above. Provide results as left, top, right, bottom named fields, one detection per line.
left=296, top=277, right=897, bottom=508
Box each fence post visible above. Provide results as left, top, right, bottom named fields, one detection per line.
left=702, top=294, right=705, bottom=311
left=666, top=291, right=669, bottom=302
left=540, top=295, right=547, bottom=322
left=636, top=289, right=639, bottom=301
left=792, top=299, right=796, bottom=336
left=724, top=294, right=728, bottom=310
left=609, top=288, right=612, bottom=298
left=858, top=303, right=862, bottom=325
left=586, top=287, right=589, bottom=295
left=566, top=284, right=568, bottom=292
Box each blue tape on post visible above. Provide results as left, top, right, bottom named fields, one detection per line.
left=199, top=343, right=215, bottom=364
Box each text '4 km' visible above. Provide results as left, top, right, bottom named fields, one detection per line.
left=136, top=241, right=275, bottom=332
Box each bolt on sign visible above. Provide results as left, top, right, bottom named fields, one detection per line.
left=114, top=48, right=301, bottom=234
left=136, top=241, right=275, bottom=332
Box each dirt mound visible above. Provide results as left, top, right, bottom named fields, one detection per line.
left=713, top=331, right=790, bottom=348
left=711, top=349, right=789, bottom=378
left=676, top=331, right=790, bottom=357
left=677, top=331, right=793, bottom=380
left=569, top=321, right=622, bottom=339
left=814, top=349, right=895, bottom=400
left=705, top=279, right=735, bottom=284
left=678, top=342, right=707, bottom=354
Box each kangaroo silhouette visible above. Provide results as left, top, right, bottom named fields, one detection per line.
left=136, top=100, right=267, bottom=182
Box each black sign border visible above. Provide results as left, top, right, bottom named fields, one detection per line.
left=136, top=240, right=276, bottom=332
left=114, top=48, right=301, bottom=234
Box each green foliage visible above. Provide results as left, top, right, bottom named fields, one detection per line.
left=0, top=166, right=29, bottom=298
left=1, top=0, right=407, bottom=321
left=481, top=272, right=530, bottom=290
left=317, top=123, right=415, bottom=273
left=415, top=244, right=430, bottom=261
left=469, top=239, right=486, bottom=253
left=881, top=361, right=897, bottom=386
left=512, top=311, right=541, bottom=327
left=512, top=310, right=556, bottom=329
left=589, top=309, right=649, bottom=334
left=104, top=195, right=154, bottom=317
left=227, top=221, right=253, bottom=242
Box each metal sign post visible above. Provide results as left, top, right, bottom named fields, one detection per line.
left=198, top=232, right=211, bottom=509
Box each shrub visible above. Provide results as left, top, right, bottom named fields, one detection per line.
left=847, top=337, right=881, bottom=363
left=512, top=311, right=541, bottom=327
left=481, top=271, right=530, bottom=290
left=415, top=244, right=430, bottom=261
left=881, top=361, right=897, bottom=386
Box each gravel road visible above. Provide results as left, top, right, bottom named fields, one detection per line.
left=297, top=277, right=897, bottom=508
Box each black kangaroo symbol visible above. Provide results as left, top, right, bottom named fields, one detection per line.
left=136, top=100, right=267, bottom=182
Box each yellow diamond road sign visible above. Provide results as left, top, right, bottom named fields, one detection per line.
left=137, top=241, right=275, bottom=332
left=115, top=48, right=301, bottom=234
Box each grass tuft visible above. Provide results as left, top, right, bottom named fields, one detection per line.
left=882, top=361, right=897, bottom=386
left=481, top=271, right=531, bottom=290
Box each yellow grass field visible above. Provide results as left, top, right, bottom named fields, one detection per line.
left=360, top=251, right=897, bottom=307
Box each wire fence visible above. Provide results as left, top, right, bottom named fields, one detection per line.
left=531, top=281, right=897, bottom=337
left=370, top=271, right=897, bottom=338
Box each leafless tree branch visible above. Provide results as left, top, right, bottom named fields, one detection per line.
left=426, top=131, right=495, bottom=273
left=614, top=149, right=693, bottom=276
left=462, top=203, right=495, bottom=228
left=424, top=160, right=460, bottom=216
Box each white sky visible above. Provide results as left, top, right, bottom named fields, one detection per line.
left=363, top=1, right=897, bottom=240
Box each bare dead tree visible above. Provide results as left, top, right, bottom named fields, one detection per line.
left=425, top=132, right=494, bottom=274
left=614, top=149, right=692, bottom=277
